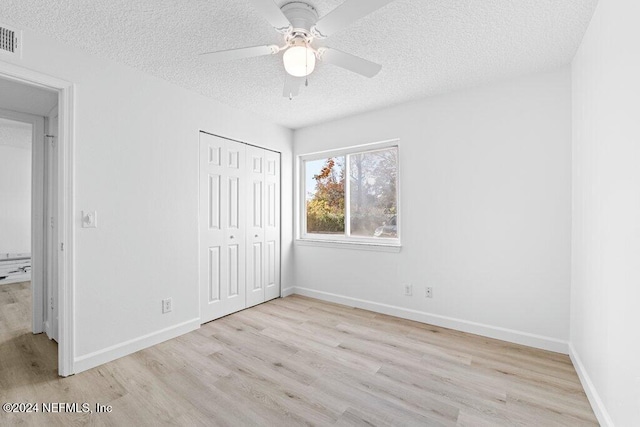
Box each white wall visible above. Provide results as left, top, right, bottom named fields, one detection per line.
left=0, top=141, right=31, bottom=254
left=1, top=28, right=292, bottom=372
left=571, top=0, right=640, bottom=425
left=292, top=68, right=572, bottom=352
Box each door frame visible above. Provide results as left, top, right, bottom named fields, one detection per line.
left=45, top=105, right=59, bottom=342
left=0, top=61, right=75, bottom=377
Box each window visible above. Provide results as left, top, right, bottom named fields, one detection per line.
left=300, top=141, right=399, bottom=246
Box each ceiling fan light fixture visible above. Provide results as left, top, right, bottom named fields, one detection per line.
left=283, top=45, right=316, bottom=77
left=199, top=0, right=390, bottom=97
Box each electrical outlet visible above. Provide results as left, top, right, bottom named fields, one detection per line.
left=404, top=284, right=412, bottom=296
left=426, top=287, right=433, bottom=298
left=162, top=298, right=172, bottom=314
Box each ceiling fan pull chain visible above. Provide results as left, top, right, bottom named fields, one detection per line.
left=305, top=39, right=310, bottom=87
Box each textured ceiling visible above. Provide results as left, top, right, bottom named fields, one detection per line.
left=0, top=0, right=597, bottom=129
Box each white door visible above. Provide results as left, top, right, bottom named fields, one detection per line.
left=199, top=133, right=246, bottom=323
left=246, top=146, right=281, bottom=307
left=264, top=149, right=281, bottom=301
left=246, top=145, right=266, bottom=307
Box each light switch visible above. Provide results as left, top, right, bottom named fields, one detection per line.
left=82, top=210, right=98, bottom=228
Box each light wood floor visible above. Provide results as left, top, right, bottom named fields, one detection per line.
left=1, top=281, right=598, bottom=426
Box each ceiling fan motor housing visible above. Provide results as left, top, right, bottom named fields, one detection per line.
left=281, top=2, right=319, bottom=33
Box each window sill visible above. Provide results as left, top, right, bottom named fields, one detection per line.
left=295, top=239, right=402, bottom=253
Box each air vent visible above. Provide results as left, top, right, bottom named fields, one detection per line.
left=0, top=25, right=19, bottom=56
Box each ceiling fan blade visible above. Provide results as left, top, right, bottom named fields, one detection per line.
left=283, top=74, right=304, bottom=98
left=318, top=48, right=382, bottom=78
left=311, top=0, right=396, bottom=38
left=247, top=0, right=292, bottom=33
left=200, top=45, right=278, bottom=64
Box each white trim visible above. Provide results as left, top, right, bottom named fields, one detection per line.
left=301, top=231, right=401, bottom=246
left=196, top=131, right=202, bottom=323
left=46, top=104, right=58, bottom=119
left=568, top=343, right=614, bottom=427
left=74, top=318, right=200, bottom=374
left=44, top=108, right=59, bottom=342
left=295, top=239, right=401, bottom=252
left=297, top=139, right=401, bottom=247
left=58, top=81, right=74, bottom=377
left=0, top=61, right=75, bottom=377
left=31, top=114, right=45, bottom=335
left=298, top=138, right=400, bottom=161
left=286, top=286, right=569, bottom=354
left=281, top=286, right=296, bottom=297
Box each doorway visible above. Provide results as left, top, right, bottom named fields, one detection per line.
left=0, top=62, right=74, bottom=376
left=0, top=84, right=58, bottom=368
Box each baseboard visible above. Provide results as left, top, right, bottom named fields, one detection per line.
left=73, top=318, right=200, bottom=374
left=281, top=286, right=296, bottom=297
left=569, top=343, right=614, bottom=427
left=287, top=287, right=569, bottom=354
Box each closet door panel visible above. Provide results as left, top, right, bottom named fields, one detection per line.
left=200, top=133, right=246, bottom=323
left=208, top=246, right=221, bottom=302
left=264, top=151, right=281, bottom=301
left=246, top=145, right=266, bottom=308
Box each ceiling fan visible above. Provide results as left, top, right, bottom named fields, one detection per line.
left=200, top=0, right=396, bottom=99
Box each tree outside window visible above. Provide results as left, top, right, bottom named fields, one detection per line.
left=303, top=145, right=398, bottom=242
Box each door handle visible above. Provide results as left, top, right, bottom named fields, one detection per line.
left=230, top=235, right=235, bottom=239
left=255, top=234, right=259, bottom=238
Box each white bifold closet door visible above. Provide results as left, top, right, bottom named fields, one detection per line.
left=246, top=145, right=281, bottom=307
left=199, top=132, right=280, bottom=324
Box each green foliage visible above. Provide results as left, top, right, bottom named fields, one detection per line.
left=306, top=198, right=345, bottom=232
left=306, top=149, right=398, bottom=237
left=306, top=158, right=345, bottom=233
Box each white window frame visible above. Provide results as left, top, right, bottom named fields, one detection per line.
left=297, top=139, right=401, bottom=250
